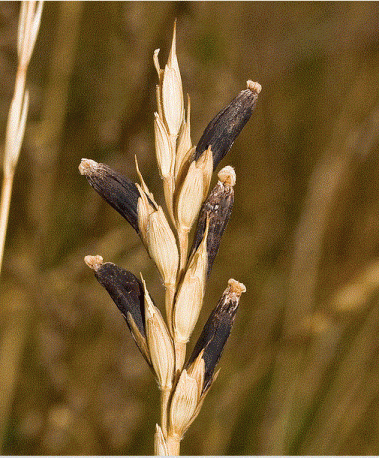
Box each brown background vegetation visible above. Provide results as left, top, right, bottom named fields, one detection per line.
left=2, top=1, right=379, bottom=455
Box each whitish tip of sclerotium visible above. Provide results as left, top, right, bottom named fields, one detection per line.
left=246, top=80, right=262, bottom=94
left=84, top=255, right=104, bottom=271
left=218, top=166, right=236, bottom=187
left=228, top=278, right=246, bottom=296
left=79, top=158, right=98, bottom=175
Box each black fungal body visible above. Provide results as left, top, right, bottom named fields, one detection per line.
left=94, top=262, right=146, bottom=337
left=195, top=86, right=259, bottom=169
left=187, top=287, right=240, bottom=393
left=190, top=180, right=234, bottom=278
left=84, top=162, right=141, bottom=233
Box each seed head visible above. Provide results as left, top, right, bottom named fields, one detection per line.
left=79, top=159, right=140, bottom=233
left=195, top=80, right=261, bottom=169
left=187, top=279, right=246, bottom=393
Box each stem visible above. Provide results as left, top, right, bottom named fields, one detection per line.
left=166, top=434, right=181, bottom=455
left=0, top=172, right=14, bottom=275
left=0, top=60, right=28, bottom=277
left=160, top=387, right=171, bottom=437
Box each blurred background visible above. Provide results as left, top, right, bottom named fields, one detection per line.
left=1, top=1, right=379, bottom=455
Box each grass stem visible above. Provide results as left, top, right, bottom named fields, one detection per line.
left=0, top=173, right=14, bottom=275
left=160, top=387, right=171, bottom=437
left=166, top=434, right=181, bottom=455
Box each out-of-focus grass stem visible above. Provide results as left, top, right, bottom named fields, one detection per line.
left=0, top=2, right=43, bottom=453
left=0, top=1, right=43, bottom=274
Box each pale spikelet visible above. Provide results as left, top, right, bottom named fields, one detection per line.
left=173, top=221, right=209, bottom=343
left=176, top=149, right=212, bottom=233
left=162, top=66, right=184, bottom=138
left=173, top=274, right=202, bottom=344
left=176, top=161, right=204, bottom=232
left=162, top=25, right=184, bottom=138
left=154, top=112, right=173, bottom=178
left=143, top=276, right=175, bottom=389
left=169, top=369, right=200, bottom=439
left=147, top=206, right=179, bottom=287
left=154, top=424, right=168, bottom=455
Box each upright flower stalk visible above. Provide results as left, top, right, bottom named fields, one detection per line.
left=81, top=23, right=260, bottom=455
left=0, top=1, right=43, bottom=274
